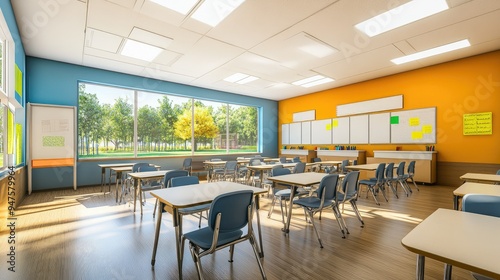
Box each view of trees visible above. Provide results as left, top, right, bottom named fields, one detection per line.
left=78, top=83, right=258, bottom=158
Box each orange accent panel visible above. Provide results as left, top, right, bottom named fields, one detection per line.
left=32, top=158, right=75, bottom=168
left=279, top=50, right=500, bottom=164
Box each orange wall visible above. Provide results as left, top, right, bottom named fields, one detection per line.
left=279, top=50, right=500, bottom=164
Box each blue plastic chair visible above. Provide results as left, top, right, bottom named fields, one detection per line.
left=170, top=176, right=209, bottom=228
left=181, top=190, right=267, bottom=279
left=336, top=171, right=364, bottom=228
left=403, top=161, right=419, bottom=191
left=267, top=167, right=292, bottom=223
left=149, top=170, right=189, bottom=217
left=182, top=158, right=192, bottom=175
left=359, top=163, right=387, bottom=205
left=293, top=174, right=345, bottom=247
left=292, top=162, right=306, bottom=174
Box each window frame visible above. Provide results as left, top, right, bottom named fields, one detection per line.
left=77, top=82, right=260, bottom=159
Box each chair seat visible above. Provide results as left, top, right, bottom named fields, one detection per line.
left=293, top=197, right=333, bottom=208
left=184, top=227, right=243, bottom=250
left=359, top=179, right=377, bottom=185
left=336, top=193, right=355, bottom=201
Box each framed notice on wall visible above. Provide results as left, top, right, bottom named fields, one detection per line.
left=463, top=112, right=492, bottom=135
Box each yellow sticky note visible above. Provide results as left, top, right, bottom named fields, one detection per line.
left=409, top=117, right=420, bottom=126
left=332, top=119, right=338, bottom=128
left=411, top=131, right=423, bottom=140
left=15, top=64, right=23, bottom=97
left=326, top=123, right=332, bottom=131
left=422, top=125, right=432, bottom=134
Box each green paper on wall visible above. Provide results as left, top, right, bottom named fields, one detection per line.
left=15, top=64, right=22, bottom=97
left=390, top=116, right=399, bottom=124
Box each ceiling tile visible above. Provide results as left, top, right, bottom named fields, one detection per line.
left=85, top=28, right=123, bottom=53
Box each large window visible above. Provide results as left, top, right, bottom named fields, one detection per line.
left=78, top=82, right=259, bottom=159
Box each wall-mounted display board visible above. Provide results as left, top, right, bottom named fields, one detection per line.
left=350, top=114, right=369, bottom=144
left=463, top=112, right=492, bottom=135
left=301, top=121, right=311, bottom=144
left=369, top=113, right=391, bottom=144
left=332, top=117, right=350, bottom=144
left=293, top=110, right=315, bottom=122
left=337, top=95, right=403, bottom=116
left=311, top=119, right=332, bottom=144
left=27, top=103, right=77, bottom=194
left=289, top=122, right=302, bottom=144
left=390, top=107, right=436, bottom=144
left=282, top=124, right=290, bottom=145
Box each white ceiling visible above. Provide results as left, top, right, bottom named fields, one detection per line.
left=11, top=0, right=500, bottom=101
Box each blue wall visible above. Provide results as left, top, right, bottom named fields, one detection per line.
left=26, top=57, right=279, bottom=190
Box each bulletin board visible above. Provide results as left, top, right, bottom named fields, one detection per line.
left=390, top=107, right=436, bottom=143
left=311, top=119, right=333, bottom=144
left=27, top=103, right=77, bottom=194
left=369, top=113, right=391, bottom=144
left=350, top=115, right=369, bottom=144
left=332, top=117, right=350, bottom=144
left=289, top=122, right=302, bottom=144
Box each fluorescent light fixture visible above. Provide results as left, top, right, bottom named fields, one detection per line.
left=391, top=39, right=471, bottom=65
left=150, top=0, right=199, bottom=15
left=120, top=39, right=163, bottom=62
left=236, top=76, right=258, bottom=84
left=191, top=0, right=245, bottom=27
left=224, top=72, right=259, bottom=84
left=292, top=75, right=334, bottom=88
left=355, top=0, right=449, bottom=37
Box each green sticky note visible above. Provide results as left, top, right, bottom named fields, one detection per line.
left=390, top=116, right=399, bottom=124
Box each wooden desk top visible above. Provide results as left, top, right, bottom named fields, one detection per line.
left=401, top=208, right=500, bottom=279
left=98, top=163, right=136, bottom=168
left=345, top=163, right=380, bottom=171
left=128, top=170, right=172, bottom=179
left=151, top=181, right=267, bottom=209
left=453, top=182, right=500, bottom=197
left=266, top=172, right=329, bottom=186
left=460, top=173, right=500, bottom=183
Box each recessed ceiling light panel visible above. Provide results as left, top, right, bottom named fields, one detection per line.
left=150, top=0, right=199, bottom=15
left=355, top=0, right=449, bottom=37
left=120, top=39, right=163, bottom=62
left=391, top=39, right=470, bottom=65
left=292, top=75, right=334, bottom=88
left=191, top=0, right=245, bottom=27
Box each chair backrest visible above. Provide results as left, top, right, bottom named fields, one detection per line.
left=407, top=161, right=416, bottom=175
left=293, top=162, right=306, bottom=174
left=341, top=171, right=360, bottom=198
left=385, top=162, right=395, bottom=179
left=316, top=174, right=340, bottom=201
left=182, top=158, right=192, bottom=168
left=163, top=170, right=189, bottom=188
left=312, top=157, right=322, bottom=162
left=352, top=160, right=358, bottom=165
left=224, top=160, right=238, bottom=171
left=496, top=169, right=500, bottom=175
left=209, top=190, right=254, bottom=233
left=249, top=158, right=262, bottom=166
left=138, top=165, right=157, bottom=172
left=292, top=157, right=301, bottom=163
left=271, top=167, right=291, bottom=177
left=340, top=159, right=349, bottom=173
left=170, top=176, right=200, bottom=187
left=375, top=163, right=386, bottom=183
left=462, top=194, right=500, bottom=217
left=396, top=161, right=406, bottom=177
left=279, top=157, right=287, bottom=163
left=132, top=163, right=151, bottom=172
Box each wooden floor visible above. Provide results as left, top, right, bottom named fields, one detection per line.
left=1, top=182, right=476, bottom=280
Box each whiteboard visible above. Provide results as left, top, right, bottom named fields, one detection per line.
left=301, top=122, right=311, bottom=144
left=350, top=115, right=369, bottom=144
left=369, top=113, right=391, bottom=143
left=390, top=107, right=436, bottom=143
left=311, top=119, right=332, bottom=144
left=281, top=124, right=290, bottom=144
left=289, top=122, right=302, bottom=144
left=31, top=105, right=76, bottom=159
left=332, top=117, right=350, bottom=144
